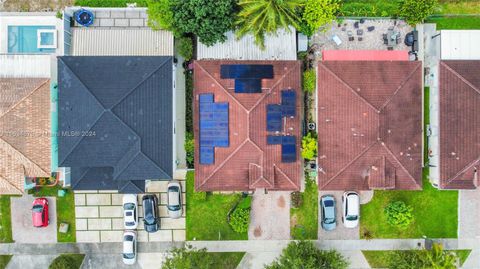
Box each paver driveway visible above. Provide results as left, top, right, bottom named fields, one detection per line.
left=318, top=191, right=359, bottom=240
left=11, top=195, right=57, bottom=243
left=248, top=191, right=291, bottom=240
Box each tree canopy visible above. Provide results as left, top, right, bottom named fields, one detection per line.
left=399, top=0, right=438, bottom=25
left=301, top=0, right=340, bottom=37
left=265, top=241, right=349, bottom=269
left=235, top=0, right=303, bottom=49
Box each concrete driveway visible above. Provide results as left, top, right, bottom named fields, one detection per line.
left=81, top=253, right=167, bottom=269
left=318, top=191, right=359, bottom=240
left=248, top=191, right=291, bottom=240
left=6, top=255, right=58, bottom=269
left=11, top=195, right=57, bottom=243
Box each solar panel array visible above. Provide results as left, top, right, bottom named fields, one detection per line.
left=199, top=94, right=229, bottom=164
left=220, top=64, right=274, bottom=93
left=267, top=135, right=297, bottom=163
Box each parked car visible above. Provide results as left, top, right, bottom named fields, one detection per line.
left=342, top=191, right=360, bottom=228
left=32, top=198, right=49, bottom=227
left=142, top=194, right=159, bottom=232
left=122, top=231, right=137, bottom=265
left=123, top=194, right=138, bottom=229
left=320, top=195, right=336, bottom=231
left=167, top=181, right=182, bottom=219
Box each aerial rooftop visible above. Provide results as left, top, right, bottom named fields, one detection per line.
left=317, top=61, right=423, bottom=190
left=194, top=60, right=302, bottom=191
left=58, top=56, right=174, bottom=193
left=439, top=60, right=480, bottom=189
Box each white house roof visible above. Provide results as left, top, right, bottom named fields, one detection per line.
left=441, top=30, right=480, bottom=60
left=71, top=28, right=173, bottom=56
left=197, top=28, right=297, bottom=60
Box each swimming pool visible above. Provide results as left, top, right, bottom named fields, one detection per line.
left=8, top=25, right=56, bottom=53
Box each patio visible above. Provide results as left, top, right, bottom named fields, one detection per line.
left=311, top=19, right=413, bottom=61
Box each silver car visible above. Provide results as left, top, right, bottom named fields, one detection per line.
left=167, top=181, right=182, bottom=219
left=122, top=231, right=137, bottom=265
left=320, top=195, right=336, bottom=231
left=342, top=191, right=360, bottom=228
left=122, top=194, right=138, bottom=229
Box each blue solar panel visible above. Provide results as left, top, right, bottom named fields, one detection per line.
left=220, top=65, right=274, bottom=79
left=281, top=136, right=296, bottom=163
left=235, top=79, right=262, bottom=93
left=267, top=135, right=282, bottom=145
left=281, top=90, right=296, bottom=117
left=266, top=104, right=282, bottom=132
left=199, top=94, right=229, bottom=164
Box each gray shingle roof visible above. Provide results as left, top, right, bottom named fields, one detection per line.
left=58, top=56, right=173, bottom=193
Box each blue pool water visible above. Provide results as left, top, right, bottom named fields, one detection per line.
left=8, top=25, right=56, bottom=53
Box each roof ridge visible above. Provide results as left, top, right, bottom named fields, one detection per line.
left=380, top=142, right=421, bottom=188
left=71, top=167, right=91, bottom=189
left=319, top=141, right=377, bottom=189
left=0, top=174, right=23, bottom=194
left=111, top=57, right=170, bottom=110
left=378, top=62, right=422, bottom=111
left=0, top=138, right=50, bottom=178
left=442, top=61, right=480, bottom=95
left=197, top=140, right=250, bottom=189
left=0, top=79, right=50, bottom=120
left=444, top=158, right=480, bottom=186
left=319, top=63, right=379, bottom=113
left=273, top=164, right=297, bottom=189
left=195, top=62, right=249, bottom=113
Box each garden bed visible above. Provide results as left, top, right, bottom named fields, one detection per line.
left=362, top=250, right=471, bottom=268
left=290, top=177, right=318, bottom=240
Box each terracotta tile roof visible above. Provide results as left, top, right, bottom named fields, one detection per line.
left=317, top=61, right=423, bottom=190
left=0, top=78, right=51, bottom=194
left=439, top=61, right=480, bottom=189
left=194, top=60, right=303, bottom=191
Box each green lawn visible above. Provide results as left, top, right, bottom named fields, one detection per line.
left=362, top=250, right=471, bottom=268
left=290, top=178, right=318, bottom=240
left=186, top=172, right=247, bottom=240
left=49, top=254, right=85, bottom=269
left=29, top=186, right=76, bottom=242
left=437, top=1, right=480, bottom=14
left=0, top=196, right=13, bottom=243
left=427, top=16, right=480, bottom=29
left=0, top=255, right=12, bottom=269
left=206, top=253, right=246, bottom=269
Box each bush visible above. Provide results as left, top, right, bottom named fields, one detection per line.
left=176, top=36, right=193, bottom=61
left=185, top=132, right=194, bottom=168
left=303, top=69, right=316, bottom=93
left=75, top=0, right=148, bottom=7
left=340, top=1, right=400, bottom=17
left=384, top=201, right=414, bottom=229
left=229, top=208, right=250, bottom=233
left=301, top=132, right=317, bottom=160
left=185, top=71, right=193, bottom=133
left=291, top=191, right=303, bottom=208
left=147, top=0, right=175, bottom=32
left=399, top=0, right=438, bottom=25
left=301, top=0, right=340, bottom=35
left=49, top=254, right=84, bottom=269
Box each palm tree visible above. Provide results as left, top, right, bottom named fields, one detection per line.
left=235, top=0, right=303, bottom=49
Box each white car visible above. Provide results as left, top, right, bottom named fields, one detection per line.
left=122, top=231, right=137, bottom=265
left=167, top=181, right=183, bottom=219
left=123, top=194, right=138, bottom=229
left=342, top=191, right=360, bottom=228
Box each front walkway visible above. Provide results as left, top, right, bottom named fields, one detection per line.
left=248, top=191, right=291, bottom=240
left=6, top=255, right=58, bottom=269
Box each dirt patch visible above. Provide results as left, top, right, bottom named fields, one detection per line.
left=277, top=195, right=285, bottom=208
left=1, top=0, right=74, bottom=12
left=253, top=226, right=262, bottom=237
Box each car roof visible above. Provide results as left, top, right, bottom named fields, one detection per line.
left=123, top=239, right=133, bottom=253
left=32, top=211, right=43, bottom=226
left=346, top=193, right=359, bottom=215
left=324, top=206, right=335, bottom=218
left=168, top=188, right=180, bottom=206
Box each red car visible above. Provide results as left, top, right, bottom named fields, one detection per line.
left=32, top=198, right=49, bottom=227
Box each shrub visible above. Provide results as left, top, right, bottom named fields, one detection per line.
left=147, top=0, right=175, bottom=32
left=237, top=196, right=252, bottom=209
left=301, top=132, right=317, bottom=160
left=185, top=71, right=193, bottom=133
left=229, top=208, right=250, bottom=233
left=399, top=0, right=438, bottom=25
left=176, top=36, right=193, bottom=61
left=75, top=0, right=148, bottom=7
left=291, top=191, right=303, bottom=208
left=303, top=69, right=316, bottom=93
left=185, top=132, right=194, bottom=168
left=384, top=201, right=414, bottom=229
left=301, top=0, right=340, bottom=35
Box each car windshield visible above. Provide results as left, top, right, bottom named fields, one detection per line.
left=32, top=205, right=43, bottom=213
left=167, top=204, right=181, bottom=211
left=346, top=215, right=358, bottom=221
left=124, top=235, right=133, bottom=241
left=325, top=218, right=335, bottom=224
left=123, top=253, right=135, bottom=259
left=324, top=200, right=334, bottom=207
left=123, top=203, right=135, bottom=210
left=125, top=221, right=135, bottom=226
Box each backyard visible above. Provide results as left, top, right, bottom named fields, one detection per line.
left=290, top=178, right=318, bottom=240
left=362, top=250, right=471, bottom=268
left=186, top=172, right=248, bottom=240
left=0, top=196, right=13, bottom=243
left=427, top=16, right=480, bottom=29
left=29, top=186, right=76, bottom=242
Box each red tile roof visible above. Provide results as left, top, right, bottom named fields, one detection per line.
left=439, top=61, right=480, bottom=189
left=317, top=61, right=423, bottom=190
left=323, top=50, right=409, bottom=61
left=194, top=60, right=303, bottom=191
